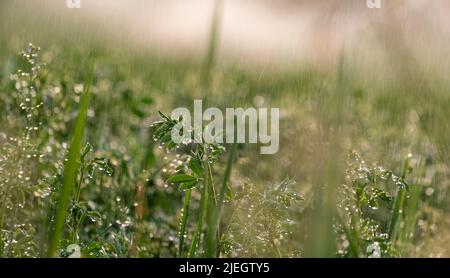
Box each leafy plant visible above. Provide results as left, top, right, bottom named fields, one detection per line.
left=0, top=44, right=47, bottom=257
left=152, top=111, right=235, bottom=258
left=336, top=151, right=414, bottom=257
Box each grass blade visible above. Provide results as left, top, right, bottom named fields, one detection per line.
left=337, top=214, right=360, bottom=258
left=399, top=158, right=424, bottom=243
left=388, top=158, right=410, bottom=244
left=178, top=189, right=192, bottom=257
left=48, top=63, right=94, bottom=257
left=188, top=180, right=208, bottom=258
left=205, top=140, right=237, bottom=257
left=400, top=183, right=421, bottom=242
left=201, top=0, right=223, bottom=86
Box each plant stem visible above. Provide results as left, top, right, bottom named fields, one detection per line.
left=388, top=158, right=410, bottom=244
left=188, top=180, right=208, bottom=258
left=201, top=0, right=223, bottom=87
left=399, top=158, right=424, bottom=243
left=205, top=140, right=237, bottom=257
left=338, top=214, right=360, bottom=258
left=178, top=189, right=192, bottom=257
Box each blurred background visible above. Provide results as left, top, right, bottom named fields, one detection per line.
left=1, top=0, right=450, bottom=258
left=2, top=0, right=450, bottom=69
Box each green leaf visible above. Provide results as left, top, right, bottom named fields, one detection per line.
left=167, top=174, right=197, bottom=184
left=167, top=141, right=177, bottom=150
left=158, top=111, right=173, bottom=122
left=179, top=180, right=199, bottom=190
left=285, top=191, right=303, bottom=201
left=161, top=133, right=172, bottom=143
left=85, top=210, right=102, bottom=222
left=80, top=143, right=92, bottom=162
left=188, top=157, right=203, bottom=176
left=93, top=158, right=114, bottom=177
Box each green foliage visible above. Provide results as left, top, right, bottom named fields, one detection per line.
left=0, top=40, right=444, bottom=258
left=152, top=112, right=227, bottom=257
left=336, top=151, right=413, bottom=258
left=0, top=44, right=48, bottom=257
left=1, top=44, right=130, bottom=258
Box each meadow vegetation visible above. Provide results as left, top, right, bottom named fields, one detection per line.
left=1, top=8, right=449, bottom=256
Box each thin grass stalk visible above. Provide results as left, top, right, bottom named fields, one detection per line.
left=305, top=54, right=346, bottom=257
left=47, top=63, right=94, bottom=257
left=188, top=147, right=211, bottom=258
left=201, top=0, right=223, bottom=87
left=203, top=159, right=218, bottom=256
left=399, top=183, right=421, bottom=242
left=205, top=140, right=237, bottom=257
left=399, top=159, right=424, bottom=243
left=388, top=158, right=410, bottom=243
left=337, top=213, right=360, bottom=257
left=178, top=189, right=192, bottom=257
left=188, top=179, right=208, bottom=258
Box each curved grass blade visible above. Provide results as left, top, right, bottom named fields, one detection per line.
left=48, top=63, right=94, bottom=257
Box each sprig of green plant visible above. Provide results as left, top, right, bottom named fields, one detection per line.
left=337, top=151, right=413, bottom=258
left=152, top=112, right=230, bottom=257
left=67, top=143, right=113, bottom=244
left=0, top=43, right=47, bottom=258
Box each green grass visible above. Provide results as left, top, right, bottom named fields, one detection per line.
left=205, top=139, right=237, bottom=257
left=48, top=62, right=94, bottom=257
left=178, top=189, right=192, bottom=257
left=0, top=30, right=449, bottom=257
left=388, top=158, right=410, bottom=245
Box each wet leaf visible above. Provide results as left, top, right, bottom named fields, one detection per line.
left=188, top=157, right=203, bottom=177
left=92, top=158, right=114, bottom=176
left=167, top=174, right=197, bottom=184
left=179, top=180, right=199, bottom=190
